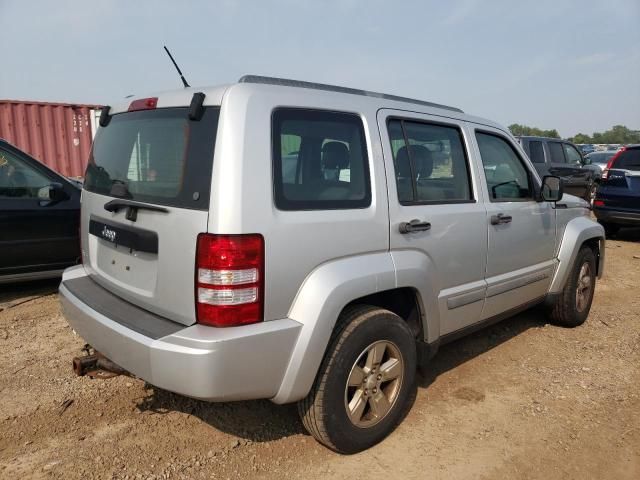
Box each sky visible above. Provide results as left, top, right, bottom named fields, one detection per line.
left=1, top=0, right=638, bottom=138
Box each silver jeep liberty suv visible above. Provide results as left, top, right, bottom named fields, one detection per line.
left=60, top=76, right=604, bottom=453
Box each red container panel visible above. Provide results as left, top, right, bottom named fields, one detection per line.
left=0, top=100, right=102, bottom=177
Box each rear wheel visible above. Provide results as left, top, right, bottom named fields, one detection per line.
left=298, top=305, right=416, bottom=454
left=549, top=246, right=597, bottom=327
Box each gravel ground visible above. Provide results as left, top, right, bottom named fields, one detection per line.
left=1, top=229, right=639, bottom=480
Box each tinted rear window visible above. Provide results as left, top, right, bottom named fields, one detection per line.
left=84, top=107, right=219, bottom=210
left=614, top=149, right=640, bottom=171
left=548, top=142, right=565, bottom=163
left=272, top=108, right=371, bottom=210
left=529, top=141, right=545, bottom=163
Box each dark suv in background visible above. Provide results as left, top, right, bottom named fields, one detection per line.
left=593, top=145, right=640, bottom=235
left=516, top=136, right=596, bottom=202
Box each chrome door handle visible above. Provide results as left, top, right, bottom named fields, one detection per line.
left=490, top=213, right=512, bottom=225
left=399, top=219, right=432, bottom=234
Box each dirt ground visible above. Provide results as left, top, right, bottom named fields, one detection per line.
left=1, top=230, right=639, bottom=480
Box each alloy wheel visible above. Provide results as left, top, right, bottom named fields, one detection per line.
left=344, top=340, right=404, bottom=428
left=575, top=262, right=593, bottom=312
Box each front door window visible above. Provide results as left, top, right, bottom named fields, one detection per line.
left=476, top=132, right=532, bottom=201
left=0, top=149, right=51, bottom=199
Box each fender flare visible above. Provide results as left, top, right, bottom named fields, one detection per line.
left=271, top=252, right=395, bottom=404
left=271, top=249, right=439, bottom=404
left=549, top=216, right=605, bottom=293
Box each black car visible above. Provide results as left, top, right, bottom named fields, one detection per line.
left=0, top=139, right=81, bottom=283
left=516, top=136, right=596, bottom=202
left=593, top=145, right=640, bottom=235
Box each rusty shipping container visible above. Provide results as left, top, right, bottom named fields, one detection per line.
left=0, top=100, right=102, bottom=177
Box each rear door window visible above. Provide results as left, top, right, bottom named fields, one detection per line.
left=528, top=141, right=545, bottom=164
left=548, top=142, right=566, bottom=163
left=387, top=119, right=473, bottom=204
left=272, top=109, right=371, bottom=210
left=84, top=107, right=219, bottom=210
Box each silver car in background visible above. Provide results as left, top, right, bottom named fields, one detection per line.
left=583, top=150, right=618, bottom=179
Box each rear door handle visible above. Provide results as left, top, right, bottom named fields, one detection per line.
left=399, top=219, right=432, bottom=234
left=490, top=213, right=512, bottom=225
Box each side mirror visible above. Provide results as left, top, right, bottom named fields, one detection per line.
left=541, top=175, right=563, bottom=202
left=38, top=182, right=69, bottom=203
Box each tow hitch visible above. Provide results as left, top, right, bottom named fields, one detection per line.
left=72, top=345, right=128, bottom=379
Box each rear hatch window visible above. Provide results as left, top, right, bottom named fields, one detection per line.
left=614, top=149, right=640, bottom=172
left=85, top=107, right=219, bottom=209
left=81, top=106, right=219, bottom=326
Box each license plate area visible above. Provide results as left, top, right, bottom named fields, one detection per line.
left=89, top=217, right=158, bottom=254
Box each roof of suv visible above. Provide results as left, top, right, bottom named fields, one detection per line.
left=238, top=75, right=464, bottom=113
left=108, top=75, right=506, bottom=132
left=516, top=136, right=571, bottom=142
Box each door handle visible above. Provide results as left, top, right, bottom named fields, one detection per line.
left=490, top=213, right=512, bottom=225
left=399, top=219, right=432, bottom=234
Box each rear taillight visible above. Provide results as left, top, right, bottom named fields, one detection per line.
left=602, top=147, right=626, bottom=180
left=593, top=199, right=605, bottom=207
left=195, top=234, right=264, bottom=327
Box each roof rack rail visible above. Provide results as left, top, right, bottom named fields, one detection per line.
left=238, top=75, right=463, bottom=113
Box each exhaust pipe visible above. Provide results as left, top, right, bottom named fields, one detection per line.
left=72, top=351, right=128, bottom=378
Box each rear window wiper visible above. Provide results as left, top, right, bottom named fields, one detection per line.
left=104, top=199, right=169, bottom=222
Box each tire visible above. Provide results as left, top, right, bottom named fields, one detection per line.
left=549, top=246, right=597, bottom=327
left=297, top=305, right=416, bottom=454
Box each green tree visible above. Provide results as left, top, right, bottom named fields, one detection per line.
left=571, top=133, right=592, bottom=144
left=508, top=124, right=560, bottom=138
left=569, top=125, right=640, bottom=144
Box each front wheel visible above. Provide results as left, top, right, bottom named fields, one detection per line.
left=549, top=246, right=597, bottom=327
left=297, top=305, right=416, bottom=454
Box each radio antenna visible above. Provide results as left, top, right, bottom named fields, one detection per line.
left=163, top=46, right=190, bottom=88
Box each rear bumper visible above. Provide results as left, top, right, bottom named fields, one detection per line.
left=593, top=207, right=640, bottom=226
left=59, top=266, right=302, bottom=402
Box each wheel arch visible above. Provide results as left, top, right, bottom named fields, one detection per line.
left=271, top=252, right=395, bottom=404
left=271, top=250, right=438, bottom=404
left=549, top=216, right=605, bottom=293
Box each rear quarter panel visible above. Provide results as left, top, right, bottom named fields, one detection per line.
left=208, top=84, right=391, bottom=322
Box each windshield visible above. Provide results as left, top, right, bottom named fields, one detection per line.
left=84, top=107, right=219, bottom=209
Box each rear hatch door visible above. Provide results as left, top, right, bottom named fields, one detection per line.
left=81, top=106, right=220, bottom=326
left=602, top=148, right=640, bottom=210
